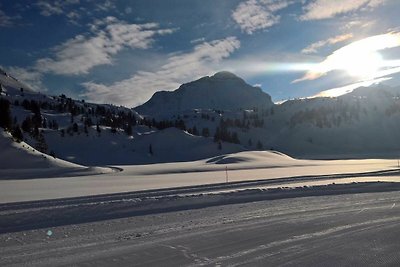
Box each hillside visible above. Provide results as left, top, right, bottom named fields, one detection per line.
left=135, top=71, right=274, bottom=117
left=0, top=70, right=245, bottom=166
left=2, top=68, right=400, bottom=165
left=134, top=78, right=400, bottom=159
left=0, top=129, right=112, bottom=179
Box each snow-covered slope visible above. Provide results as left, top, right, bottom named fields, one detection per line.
left=45, top=127, right=245, bottom=165
left=135, top=71, right=274, bottom=117
left=3, top=66, right=400, bottom=167
left=0, top=129, right=112, bottom=179
left=0, top=68, right=34, bottom=95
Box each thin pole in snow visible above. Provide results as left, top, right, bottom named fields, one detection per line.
left=225, top=166, right=228, bottom=183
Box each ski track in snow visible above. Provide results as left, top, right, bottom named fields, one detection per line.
left=1, top=188, right=400, bottom=266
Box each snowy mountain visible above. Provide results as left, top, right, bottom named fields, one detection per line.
left=135, top=71, right=274, bottom=117
left=2, top=67, right=400, bottom=168
left=0, top=69, right=245, bottom=167
left=134, top=77, right=400, bottom=159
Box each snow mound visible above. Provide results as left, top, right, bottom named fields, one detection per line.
left=207, top=151, right=294, bottom=165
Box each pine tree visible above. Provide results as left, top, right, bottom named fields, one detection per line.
left=192, top=125, right=198, bottom=135
left=0, top=98, right=12, bottom=130
left=124, top=123, right=132, bottom=136
left=256, top=140, right=264, bottom=150
left=21, top=116, right=32, bottom=133
left=201, top=127, right=210, bottom=137
left=72, top=122, right=78, bottom=132
left=35, top=133, right=48, bottom=153
left=214, top=127, right=221, bottom=142
left=232, top=132, right=240, bottom=144
left=11, top=125, right=23, bottom=142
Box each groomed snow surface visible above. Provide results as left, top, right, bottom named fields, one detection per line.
left=1, top=129, right=400, bottom=203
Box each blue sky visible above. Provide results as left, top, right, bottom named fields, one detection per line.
left=1, top=0, right=400, bottom=107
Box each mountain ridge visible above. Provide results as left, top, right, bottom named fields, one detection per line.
left=135, top=71, right=274, bottom=117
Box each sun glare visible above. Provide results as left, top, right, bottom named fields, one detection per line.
left=341, top=51, right=383, bottom=79
left=293, top=32, right=400, bottom=84
left=321, top=41, right=386, bottom=80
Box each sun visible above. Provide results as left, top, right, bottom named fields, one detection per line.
left=294, top=33, right=400, bottom=84
left=341, top=51, right=383, bottom=79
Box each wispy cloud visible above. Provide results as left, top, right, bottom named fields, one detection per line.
left=36, top=0, right=80, bottom=17
left=293, top=32, right=400, bottom=83
left=190, top=37, right=206, bottom=44
left=232, top=0, right=293, bottom=34
left=312, top=77, right=392, bottom=98
left=300, top=0, right=387, bottom=21
left=95, top=0, right=117, bottom=12
left=0, top=8, right=16, bottom=27
left=35, top=17, right=176, bottom=75
left=82, top=37, right=240, bottom=106
left=302, top=33, right=353, bottom=54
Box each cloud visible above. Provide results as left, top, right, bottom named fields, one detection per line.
left=36, top=0, right=80, bottom=17
left=312, top=77, right=392, bottom=98
left=232, top=0, right=293, bottom=34
left=0, top=8, right=16, bottom=27
left=190, top=37, right=206, bottom=44
left=35, top=17, right=175, bottom=75
left=81, top=37, right=240, bottom=106
left=293, top=32, right=400, bottom=83
left=300, top=0, right=386, bottom=20
left=302, top=33, right=353, bottom=54
left=95, top=0, right=117, bottom=12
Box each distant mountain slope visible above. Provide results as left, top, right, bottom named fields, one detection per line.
left=0, top=68, right=34, bottom=94
left=135, top=71, right=274, bottom=117
left=3, top=66, right=400, bottom=166
left=45, top=127, right=244, bottom=165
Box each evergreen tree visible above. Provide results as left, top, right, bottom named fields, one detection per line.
left=256, top=140, right=264, bottom=150
left=72, top=122, right=78, bottom=132
left=232, top=132, right=240, bottom=144
left=214, top=127, right=221, bottom=142
left=21, top=116, right=32, bottom=133
left=35, top=133, right=48, bottom=153
left=124, top=123, right=133, bottom=136
left=201, top=127, right=210, bottom=137
left=11, top=125, right=23, bottom=142
left=0, top=98, right=12, bottom=130
left=192, top=125, right=198, bottom=135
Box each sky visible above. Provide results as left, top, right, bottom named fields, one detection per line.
left=1, top=0, right=400, bottom=107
